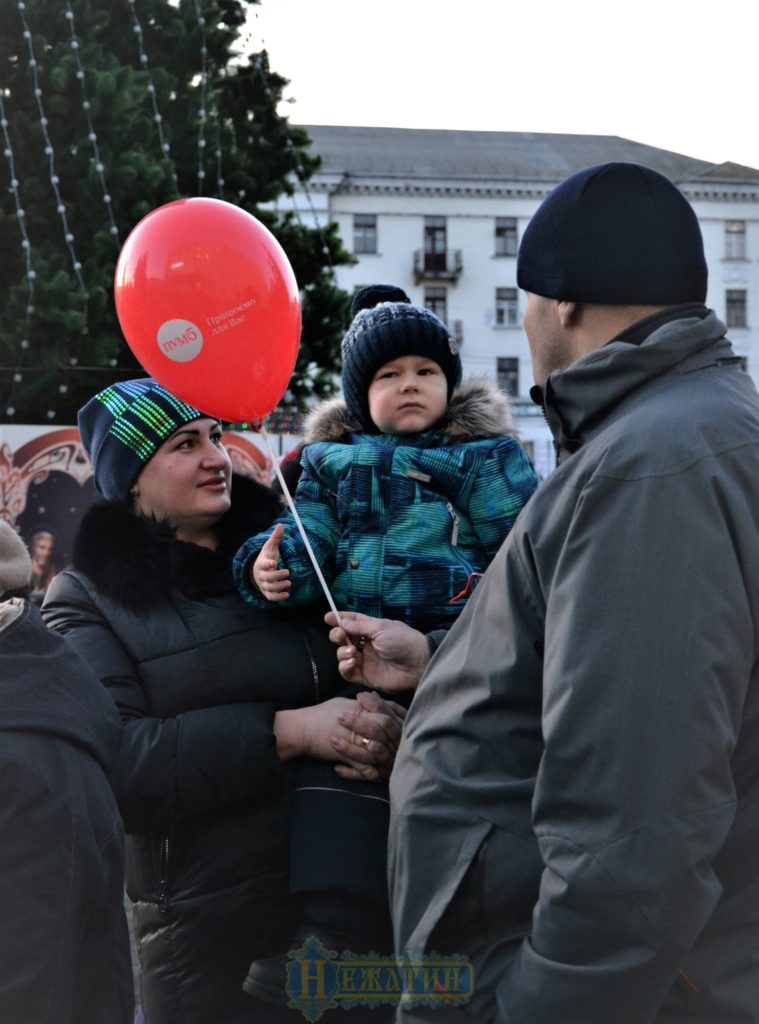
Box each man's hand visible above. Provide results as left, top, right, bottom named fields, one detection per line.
left=251, top=523, right=291, bottom=601
left=325, top=610, right=430, bottom=692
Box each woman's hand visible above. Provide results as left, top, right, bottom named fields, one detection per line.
left=274, top=692, right=406, bottom=782
left=251, top=523, right=291, bottom=601
left=325, top=610, right=430, bottom=692
left=332, top=690, right=407, bottom=781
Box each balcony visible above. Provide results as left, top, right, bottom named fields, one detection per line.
left=413, top=248, right=463, bottom=284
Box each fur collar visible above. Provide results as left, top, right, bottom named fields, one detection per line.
left=71, top=474, right=282, bottom=609
left=303, top=376, right=515, bottom=444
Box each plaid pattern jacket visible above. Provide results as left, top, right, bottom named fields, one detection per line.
left=234, top=378, right=540, bottom=632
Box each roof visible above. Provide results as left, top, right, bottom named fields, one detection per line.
left=300, top=125, right=759, bottom=185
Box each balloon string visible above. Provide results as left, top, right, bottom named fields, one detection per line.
left=261, top=427, right=342, bottom=627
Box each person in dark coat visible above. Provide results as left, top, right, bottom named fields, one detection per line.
left=42, top=378, right=405, bottom=1024
left=0, top=519, right=133, bottom=1024
left=238, top=286, right=538, bottom=1008
left=328, top=165, right=759, bottom=1023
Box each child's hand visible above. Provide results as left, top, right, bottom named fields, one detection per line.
left=251, top=523, right=291, bottom=602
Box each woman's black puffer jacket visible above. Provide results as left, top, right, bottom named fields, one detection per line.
left=42, top=475, right=344, bottom=1024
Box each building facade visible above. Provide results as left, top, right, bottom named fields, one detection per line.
left=278, top=126, right=759, bottom=476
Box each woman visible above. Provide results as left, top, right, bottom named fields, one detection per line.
left=42, top=378, right=403, bottom=1024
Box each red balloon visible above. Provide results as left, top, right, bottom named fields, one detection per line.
left=114, top=197, right=301, bottom=421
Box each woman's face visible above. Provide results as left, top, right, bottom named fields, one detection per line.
left=131, top=418, right=232, bottom=541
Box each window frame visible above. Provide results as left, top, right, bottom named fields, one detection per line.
left=494, top=217, right=518, bottom=257
left=495, top=287, right=519, bottom=327
left=353, top=214, right=378, bottom=255
left=726, top=288, right=748, bottom=328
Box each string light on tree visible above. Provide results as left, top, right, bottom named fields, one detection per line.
left=16, top=0, right=88, bottom=299
left=63, top=0, right=120, bottom=245
left=247, top=9, right=336, bottom=279
left=125, top=0, right=179, bottom=192
left=191, top=0, right=210, bottom=194
left=0, top=86, right=35, bottom=422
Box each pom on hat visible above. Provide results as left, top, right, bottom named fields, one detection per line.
left=341, top=302, right=462, bottom=430
left=0, top=521, right=32, bottom=598
left=350, top=284, right=411, bottom=320
left=516, top=162, right=707, bottom=305
left=78, top=378, right=206, bottom=503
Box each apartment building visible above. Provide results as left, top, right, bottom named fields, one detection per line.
left=280, top=126, right=759, bottom=475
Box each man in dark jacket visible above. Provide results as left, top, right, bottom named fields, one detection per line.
left=0, top=520, right=133, bottom=1024
left=328, top=163, right=759, bottom=1022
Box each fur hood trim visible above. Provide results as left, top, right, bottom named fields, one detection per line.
left=303, top=376, right=515, bottom=444
left=70, top=474, right=282, bottom=609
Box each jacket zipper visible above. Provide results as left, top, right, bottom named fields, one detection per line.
left=303, top=634, right=321, bottom=703
left=158, top=831, right=171, bottom=915
left=445, top=501, right=460, bottom=546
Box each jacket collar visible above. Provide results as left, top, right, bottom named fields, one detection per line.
left=71, top=474, right=283, bottom=609
left=533, top=308, right=732, bottom=460
left=304, top=376, right=516, bottom=444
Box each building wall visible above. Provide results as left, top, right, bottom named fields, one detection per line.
left=278, top=133, right=759, bottom=474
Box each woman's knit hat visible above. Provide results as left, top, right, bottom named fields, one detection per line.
left=341, top=302, right=462, bottom=429
left=516, top=162, right=708, bottom=305
left=0, top=521, right=32, bottom=597
left=77, top=378, right=205, bottom=503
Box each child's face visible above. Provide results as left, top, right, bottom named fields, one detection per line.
left=367, top=355, right=448, bottom=434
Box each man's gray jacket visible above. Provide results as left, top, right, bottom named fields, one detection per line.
left=389, top=309, right=759, bottom=1023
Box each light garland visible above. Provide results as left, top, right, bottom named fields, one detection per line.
left=63, top=0, right=120, bottom=245
left=245, top=9, right=335, bottom=276
left=125, top=0, right=179, bottom=192
left=0, top=92, right=35, bottom=337
left=16, top=0, right=88, bottom=297
left=191, top=0, right=210, bottom=193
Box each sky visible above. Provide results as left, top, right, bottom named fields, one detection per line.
left=247, top=0, right=759, bottom=170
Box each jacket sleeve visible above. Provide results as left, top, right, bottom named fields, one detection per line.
left=42, top=572, right=289, bottom=834
left=0, top=759, right=90, bottom=1020
left=465, top=436, right=540, bottom=558
left=234, top=460, right=341, bottom=608
left=497, top=466, right=748, bottom=1022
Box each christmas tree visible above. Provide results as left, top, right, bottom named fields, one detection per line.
left=0, top=0, right=350, bottom=423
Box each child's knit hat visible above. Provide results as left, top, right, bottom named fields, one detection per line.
left=349, top=284, right=411, bottom=319
left=341, top=302, right=462, bottom=430
left=77, top=378, right=205, bottom=503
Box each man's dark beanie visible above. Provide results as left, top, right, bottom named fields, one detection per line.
left=341, top=302, right=462, bottom=430
left=516, top=162, right=708, bottom=305
left=350, top=284, right=411, bottom=319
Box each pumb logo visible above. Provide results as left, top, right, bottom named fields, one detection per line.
left=157, top=319, right=204, bottom=363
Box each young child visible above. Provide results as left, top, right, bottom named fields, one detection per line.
left=235, top=289, right=539, bottom=633
left=233, top=287, right=540, bottom=1004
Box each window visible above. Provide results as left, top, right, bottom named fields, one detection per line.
left=495, top=287, right=519, bottom=327
left=353, top=214, right=377, bottom=254
left=424, top=286, right=447, bottom=324
left=724, top=221, right=746, bottom=260
left=497, top=357, right=519, bottom=397
left=495, top=217, right=518, bottom=257
left=424, top=216, right=447, bottom=272
left=726, top=289, right=747, bottom=328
